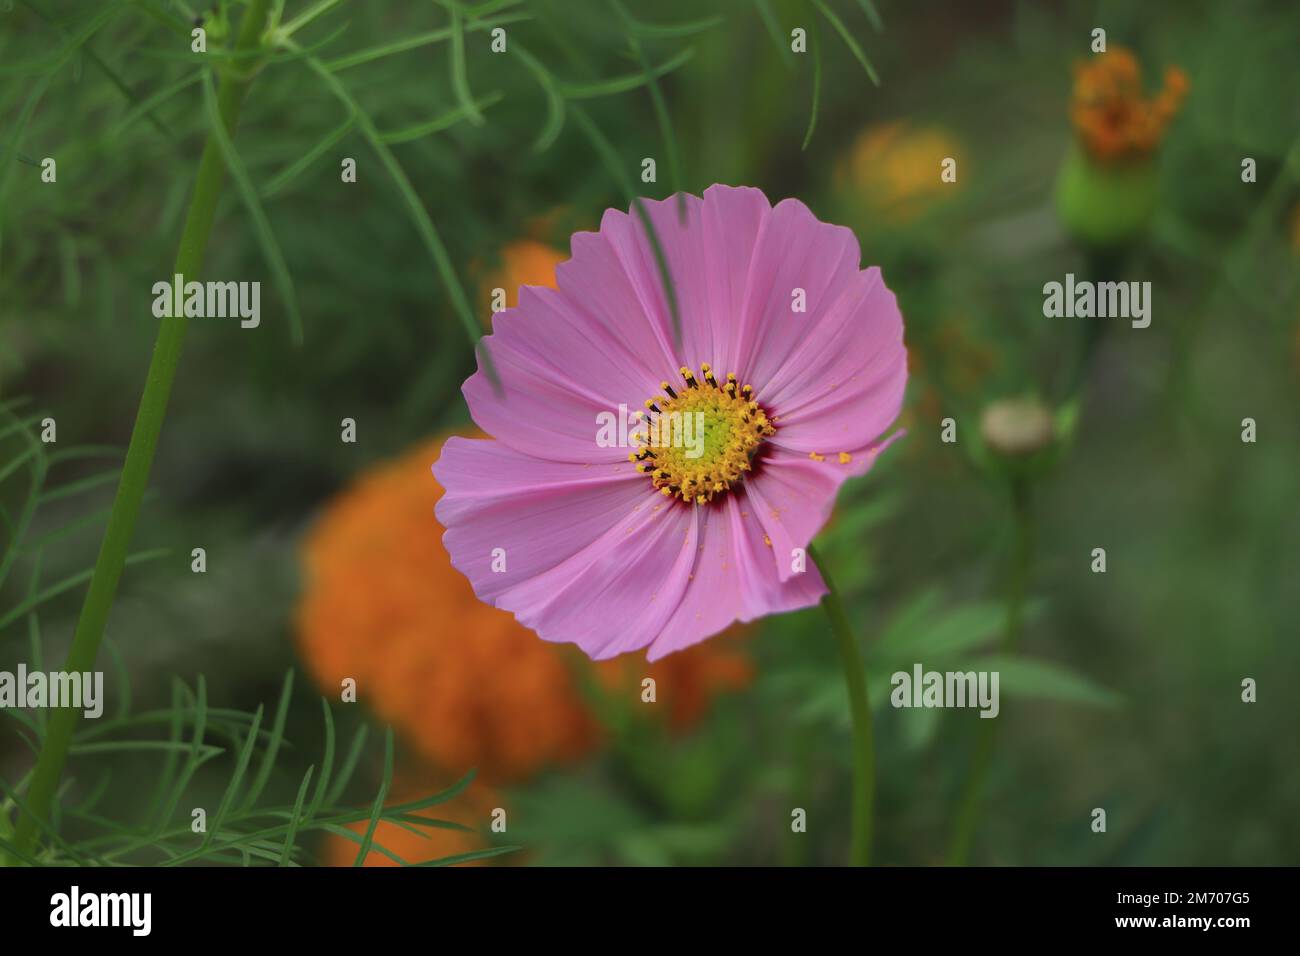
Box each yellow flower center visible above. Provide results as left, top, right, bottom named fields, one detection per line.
left=628, top=364, right=775, bottom=505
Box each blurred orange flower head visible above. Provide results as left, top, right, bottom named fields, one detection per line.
left=1070, top=46, right=1188, bottom=163
left=837, top=121, right=964, bottom=223
left=483, top=238, right=567, bottom=316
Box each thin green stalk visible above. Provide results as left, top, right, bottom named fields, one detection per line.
left=610, top=0, right=685, bottom=220
left=946, top=475, right=1034, bottom=865
left=1061, top=248, right=1127, bottom=403
left=801, top=16, right=821, bottom=151
left=10, top=0, right=275, bottom=862
left=813, top=547, right=874, bottom=867
left=950, top=240, right=1107, bottom=863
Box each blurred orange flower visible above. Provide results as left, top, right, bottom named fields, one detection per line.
left=481, top=238, right=567, bottom=318
left=295, top=433, right=753, bottom=786
left=1070, top=47, right=1188, bottom=163
left=836, top=121, right=964, bottom=223
left=591, top=635, right=753, bottom=730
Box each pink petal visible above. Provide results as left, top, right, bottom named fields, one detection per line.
left=762, top=267, right=907, bottom=449
left=732, top=197, right=864, bottom=392
left=593, top=194, right=708, bottom=372
left=435, top=438, right=829, bottom=660
left=701, top=185, right=773, bottom=374
left=434, top=436, right=647, bottom=602
left=506, top=498, right=700, bottom=659
left=612, top=184, right=775, bottom=375
left=461, top=187, right=776, bottom=464
left=742, top=437, right=901, bottom=584
left=463, top=283, right=656, bottom=464
left=647, top=492, right=826, bottom=660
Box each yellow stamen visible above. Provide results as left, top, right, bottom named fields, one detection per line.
left=636, top=364, right=776, bottom=505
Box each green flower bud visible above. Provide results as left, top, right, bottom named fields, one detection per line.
left=980, top=398, right=1056, bottom=458
left=1055, top=143, right=1158, bottom=251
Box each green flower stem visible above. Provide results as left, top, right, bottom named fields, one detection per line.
left=1061, top=249, right=1127, bottom=402
left=10, top=0, right=274, bottom=861
left=948, top=240, right=1111, bottom=865
left=946, top=474, right=1035, bottom=865
left=813, top=547, right=874, bottom=867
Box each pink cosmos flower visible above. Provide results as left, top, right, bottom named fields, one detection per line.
left=433, top=185, right=907, bottom=661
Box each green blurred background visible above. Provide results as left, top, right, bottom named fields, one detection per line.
left=1, top=0, right=1298, bottom=865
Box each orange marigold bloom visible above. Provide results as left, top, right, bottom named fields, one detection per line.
left=295, top=433, right=753, bottom=785
left=593, top=639, right=753, bottom=731
left=1070, top=47, right=1188, bottom=163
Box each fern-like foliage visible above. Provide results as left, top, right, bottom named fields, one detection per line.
left=0, top=405, right=512, bottom=866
